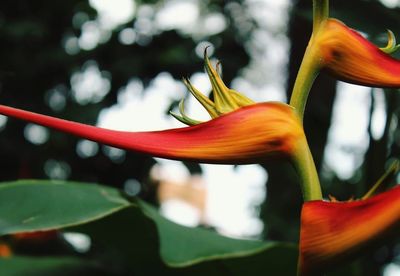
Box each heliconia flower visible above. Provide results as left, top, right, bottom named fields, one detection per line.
left=298, top=185, right=400, bottom=275
left=0, top=103, right=303, bottom=164
left=0, top=53, right=305, bottom=164
left=314, top=18, right=400, bottom=87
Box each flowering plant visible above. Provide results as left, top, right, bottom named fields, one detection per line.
left=0, top=0, right=400, bottom=275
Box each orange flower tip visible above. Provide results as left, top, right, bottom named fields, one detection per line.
left=327, top=194, right=337, bottom=202
left=0, top=102, right=304, bottom=164
left=0, top=243, right=12, bottom=258
left=299, top=185, right=400, bottom=275
left=315, top=18, right=400, bottom=88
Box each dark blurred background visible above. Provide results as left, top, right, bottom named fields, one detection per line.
left=1, top=0, right=400, bottom=275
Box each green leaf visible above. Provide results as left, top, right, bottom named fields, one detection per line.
left=138, top=199, right=296, bottom=267
left=0, top=180, right=130, bottom=235
left=71, top=202, right=298, bottom=275
left=0, top=256, right=104, bottom=276
left=0, top=179, right=298, bottom=274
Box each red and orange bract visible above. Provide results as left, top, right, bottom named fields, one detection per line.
left=0, top=102, right=303, bottom=164
left=316, top=19, right=400, bottom=87
left=299, top=185, right=400, bottom=275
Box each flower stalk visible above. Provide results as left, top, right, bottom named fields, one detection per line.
left=292, top=138, right=322, bottom=201
left=312, top=0, right=329, bottom=33
left=289, top=44, right=321, bottom=121
left=288, top=0, right=330, bottom=201
left=289, top=0, right=329, bottom=121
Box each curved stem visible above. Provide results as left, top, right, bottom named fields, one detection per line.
left=292, top=138, right=322, bottom=201
left=289, top=45, right=321, bottom=121
left=289, top=0, right=329, bottom=121
left=293, top=2, right=328, bottom=274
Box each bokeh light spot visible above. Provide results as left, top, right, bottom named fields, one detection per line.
left=24, top=124, right=49, bottom=145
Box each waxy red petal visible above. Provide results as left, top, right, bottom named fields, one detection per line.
left=299, top=185, right=400, bottom=275
left=0, top=103, right=303, bottom=164
left=316, top=19, right=400, bottom=87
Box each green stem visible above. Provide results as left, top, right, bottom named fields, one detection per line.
left=289, top=0, right=329, bottom=121
left=292, top=138, right=322, bottom=201
left=289, top=45, right=320, bottom=121
left=288, top=0, right=329, bottom=202
left=312, top=0, right=329, bottom=33
left=361, top=159, right=400, bottom=200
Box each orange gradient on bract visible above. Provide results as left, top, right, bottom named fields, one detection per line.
left=0, top=102, right=304, bottom=164
left=299, top=185, right=400, bottom=275
left=172, top=102, right=304, bottom=163
left=316, top=19, right=400, bottom=87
